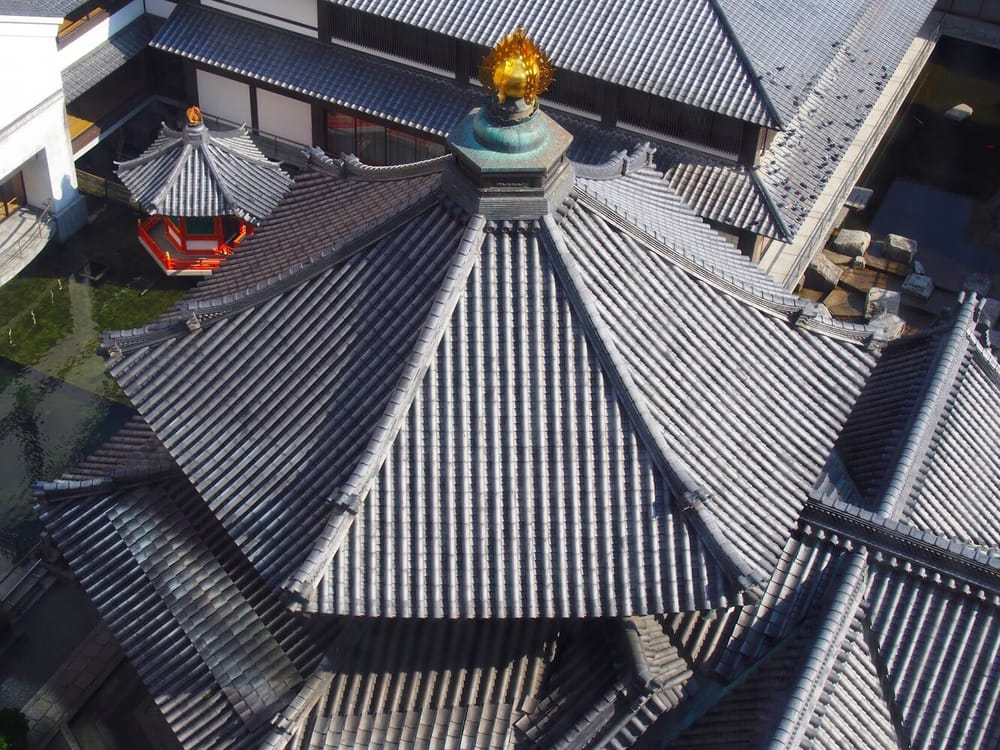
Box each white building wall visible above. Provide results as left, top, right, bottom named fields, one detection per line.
left=256, top=89, right=312, bottom=145
left=0, top=16, right=86, bottom=241
left=196, top=69, right=253, bottom=126
left=0, top=17, right=62, bottom=134
left=56, top=0, right=144, bottom=68
left=202, top=0, right=317, bottom=37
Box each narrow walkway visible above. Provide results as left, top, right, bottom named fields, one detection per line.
left=0, top=208, right=56, bottom=287
left=23, top=621, right=122, bottom=750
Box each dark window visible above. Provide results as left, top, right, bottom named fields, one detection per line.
left=545, top=69, right=602, bottom=115
left=0, top=171, right=26, bottom=221
left=618, top=87, right=743, bottom=156
left=330, top=7, right=456, bottom=75
left=184, top=217, right=217, bottom=236
left=356, top=118, right=387, bottom=165
left=326, top=110, right=446, bottom=165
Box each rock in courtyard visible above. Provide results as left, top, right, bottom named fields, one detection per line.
left=902, top=273, right=934, bottom=300
left=866, top=287, right=901, bottom=319
left=806, top=253, right=843, bottom=291
left=832, top=229, right=871, bottom=257
left=885, top=233, right=918, bottom=264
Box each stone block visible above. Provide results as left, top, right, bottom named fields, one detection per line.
left=902, top=273, right=934, bottom=300
left=945, top=103, right=973, bottom=121
left=832, top=229, right=870, bottom=257
left=806, top=253, right=843, bottom=291
left=885, top=233, right=918, bottom=263
left=912, top=260, right=925, bottom=275
left=870, top=312, right=905, bottom=340
left=865, top=287, right=901, bottom=319
left=850, top=255, right=866, bottom=269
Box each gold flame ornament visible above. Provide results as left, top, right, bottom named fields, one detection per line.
left=479, top=29, right=554, bottom=105
left=186, top=105, right=203, bottom=125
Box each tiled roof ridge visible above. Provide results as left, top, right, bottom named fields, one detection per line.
left=877, top=293, right=979, bottom=518
left=572, top=189, right=880, bottom=347
left=541, top=212, right=766, bottom=596
left=768, top=551, right=869, bottom=748
left=305, top=145, right=453, bottom=180
left=704, top=0, right=784, bottom=129
left=571, top=143, right=657, bottom=180
left=281, top=214, right=488, bottom=606
left=101, top=191, right=444, bottom=355
left=33, top=468, right=181, bottom=504
left=747, top=165, right=793, bottom=241
left=198, top=141, right=241, bottom=219
left=804, top=494, right=1000, bottom=595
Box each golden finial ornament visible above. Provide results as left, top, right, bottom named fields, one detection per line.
left=479, top=28, right=554, bottom=105
left=186, top=105, right=203, bottom=125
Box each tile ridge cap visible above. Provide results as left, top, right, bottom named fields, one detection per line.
left=541, top=212, right=766, bottom=596
left=767, top=550, right=868, bottom=749
left=877, top=293, right=978, bottom=518
left=280, top=214, right=487, bottom=608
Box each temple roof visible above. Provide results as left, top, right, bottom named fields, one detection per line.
left=834, top=293, right=1000, bottom=552
left=97, top=103, right=878, bottom=619
left=38, top=85, right=1000, bottom=748
left=325, top=0, right=776, bottom=125
left=115, top=111, right=293, bottom=225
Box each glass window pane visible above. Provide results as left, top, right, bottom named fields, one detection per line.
left=356, top=118, right=387, bottom=165
left=386, top=128, right=416, bottom=165
left=326, top=112, right=355, bottom=156
left=415, top=138, right=446, bottom=161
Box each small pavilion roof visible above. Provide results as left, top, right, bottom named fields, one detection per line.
left=115, top=110, right=293, bottom=225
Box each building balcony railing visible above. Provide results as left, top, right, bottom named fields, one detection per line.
left=57, top=0, right=131, bottom=49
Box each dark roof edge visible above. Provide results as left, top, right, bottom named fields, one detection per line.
left=101, top=191, right=442, bottom=354
left=573, top=190, right=877, bottom=346
left=877, top=292, right=979, bottom=517
left=705, top=0, right=785, bottom=130
left=306, top=146, right=453, bottom=180
left=804, top=494, right=1000, bottom=594
left=541, top=212, right=766, bottom=595
left=281, top=214, right=488, bottom=605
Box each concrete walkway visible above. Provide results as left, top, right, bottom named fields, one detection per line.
left=0, top=207, right=56, bottom=287
left=23, top=621, right=123, bottom=750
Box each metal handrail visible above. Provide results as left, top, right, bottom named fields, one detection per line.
left=7, top=202, right=54, bottom=261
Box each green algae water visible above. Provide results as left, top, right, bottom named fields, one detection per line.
left=0, top=203, right=191, bottom=563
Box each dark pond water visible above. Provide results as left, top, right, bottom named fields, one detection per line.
left=0, top=356, right=133, bottom=558
left=850, top=36, right=1000, bottom=291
